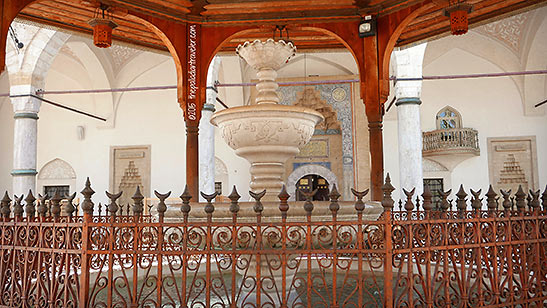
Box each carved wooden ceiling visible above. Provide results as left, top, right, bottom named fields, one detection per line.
left=17, top=0, right=547, bottom=53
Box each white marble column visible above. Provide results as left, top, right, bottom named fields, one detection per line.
left=394, top=44, right=427, bottom=194
left=199, top=57, right=221, bottom=198
left=10, top=86, right=41, bottom=196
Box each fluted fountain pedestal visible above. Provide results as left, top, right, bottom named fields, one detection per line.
left=211, top=39, right=323, bottom=201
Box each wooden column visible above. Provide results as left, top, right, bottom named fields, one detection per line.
left=363, top=30, right=384, bottom=201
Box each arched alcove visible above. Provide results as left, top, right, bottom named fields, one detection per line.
left=37, top=158, right=76, bottom=196
left=286, top=164, right=337, bottom=201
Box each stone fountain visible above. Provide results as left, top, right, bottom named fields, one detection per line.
left=211, top=39, right=324, bottom=201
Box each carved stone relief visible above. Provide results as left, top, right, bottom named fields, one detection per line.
left=487, top=136, right=538, bottom=194
left=110, top=146, right=151, bottom=208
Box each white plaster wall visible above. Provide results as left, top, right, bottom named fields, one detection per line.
left=384, top=35, right=547, bottom=203
left=35, top=51, right=181, bottom=205
left=422, top=47, right=547, bottom=193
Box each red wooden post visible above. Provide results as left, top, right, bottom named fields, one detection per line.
left=363, top=27, right=384, bottom=201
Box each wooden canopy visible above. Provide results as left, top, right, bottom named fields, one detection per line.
left=12, top=0, right=546, bottom=52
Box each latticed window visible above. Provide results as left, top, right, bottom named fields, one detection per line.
left=436, top=106, right=462, bottom=129
left=423, top=178, right=443, bottom=207
left=44, top=185, right=70, bottom=197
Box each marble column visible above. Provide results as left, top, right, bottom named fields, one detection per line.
left=10, top=86, right=41, bottom=196
left=394, top=44, right=426, bottom=194
left=199, top=103, right=216, bottom=196
left=199, top=57, right=221, bottom=198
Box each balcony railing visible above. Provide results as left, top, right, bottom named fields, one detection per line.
left=423, top=127, right=479, bottom=155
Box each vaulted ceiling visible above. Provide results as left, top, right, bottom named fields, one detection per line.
left=17, top=0, right=547, bottom=53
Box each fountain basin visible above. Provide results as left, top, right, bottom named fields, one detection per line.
left=211, top=104, right=323, bottom=200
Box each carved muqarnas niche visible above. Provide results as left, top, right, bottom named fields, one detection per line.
left=118, top=161, right=143, bottom=207
left=497, top=154, right=528, bottom=191
left=294, top=88, right=341, bottom=131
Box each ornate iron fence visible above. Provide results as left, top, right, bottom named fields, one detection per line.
left=0, top=175, right=545, bottom=308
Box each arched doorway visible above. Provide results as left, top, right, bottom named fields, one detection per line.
left=295, top=174, right=330, bottom=201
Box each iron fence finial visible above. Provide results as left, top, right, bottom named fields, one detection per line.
left=81, top=177, right=95, bottom=215
left=278, top=185, right=290, bottom=217
left=50, top=190, right=63, bottom=218
left=329, top=184, right=341, bottom=215
left=1, top=191, right=11, bottom=218
left=529, top=189, right=540, bottom=210
left=439, top=189, right=451, bottom=211
left=201, top=191, right=219, bottom=215
left=65, top=192, right=77, bottom=217
left=470, top=189, right=482, bottom=210
left=381, top=173, right=395, bottom=211
left=403, top=188, right=415, bottom=211
left=155, top=190, right=171, bottom=217
left=132, top=186, right=144, bottom=215
left=24, top=190, right=36, bottom=218
left=228, top=186, right=241, bottom=214
left=500, top=189, right=512, bottom=210
left=37, top=193, right=49, bottom=217
left=486, top=185, right=497, bottom=211
left=180, top=185, right=192, bottom=216
left=249, top=190, right=266, bottom=214
left=106, top=191, right=122, bottom=216
left=456, top=185, right=467, bottom=211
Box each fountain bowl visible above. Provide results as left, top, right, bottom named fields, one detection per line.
left=211, top=104, right=323, bottom=198
left=236, top=39, right=296, bottom=71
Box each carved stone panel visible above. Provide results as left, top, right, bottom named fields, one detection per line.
left=487, top=136, right=538, bottom=194
left=110, top=146, right=151, bottom=208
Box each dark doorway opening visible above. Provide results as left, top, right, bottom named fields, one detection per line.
left=295, top=174, right=329, bottom=201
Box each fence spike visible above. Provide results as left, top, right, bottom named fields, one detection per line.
left=500, top=189, right=512, bottom=210
left=1, top=192, right=11, bottom=218
left=351, top=188, right=369, bottom=213
left=37, top=193, right=49, bottom=217
left=106, top=191, right=122, bottom=216
left=50, top=190, right=63, bottom=218
left=155, top=190, right=172, bottom=217
left=529, top=190, right=540, bottom=209
left=13, top=195, right=23, bottom=218
left=403, top=188, right=415, bottom=211
left=132, top=186, right=144, bottom=215
left=415, top=196, right=421, bottom=211
left=201, top=191, right=219, bottom=215
left=65, top=192, right=77, bottom=217
left=542, top=185, right=547, bottom=211
left=515, top=185, right=526, bottom=210
left=228, top=186, right=241, bottom=214
left=439, top=189, right=451, bottom=211
left=180, top=185, right=192, bottom=216
left=456, top=185, right=467, bottom=211
left=249, top=190, right=266, bottom=214
left=486, top=185, right=497, bottom=211
left=329, top=184, right=341, bottom=215
left=470, top=189, right=482, bottom=210
left=24, top=190, right=36, bottom=218
left=278, top=185, right=290, bottom=217
left=422, top=185, right=434, bottom=211
left=381, top=174, right=395, bottom=211
left=80, top=177, right=95, bottom=215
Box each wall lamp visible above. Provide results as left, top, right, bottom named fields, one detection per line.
left=359, top=15, right=376, bottom=38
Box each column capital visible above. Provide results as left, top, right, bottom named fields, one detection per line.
left=395, top=97, right=422, bottom=106
left=10, top=93, right=41, bottom=114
